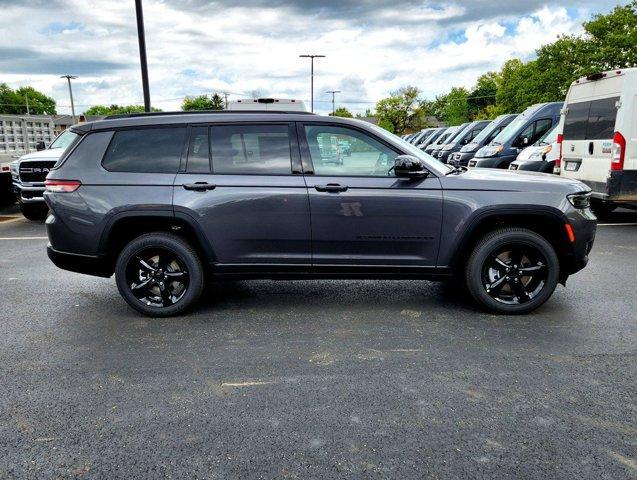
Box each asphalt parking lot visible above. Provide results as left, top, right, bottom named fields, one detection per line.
left=0, top=207, right=635, bottom=479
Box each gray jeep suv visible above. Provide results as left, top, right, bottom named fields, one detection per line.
left=44, top=111, right=596, bottom=317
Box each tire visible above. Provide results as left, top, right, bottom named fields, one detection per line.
left=465, top=228, right=560, bottom=314
left=115, top=232, right=204, bottom=317
left=19, top=201, right=48, bottom=221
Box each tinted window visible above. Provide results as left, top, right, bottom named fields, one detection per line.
left=587, top=97, right=619, bottom=140
left=531, top=118, right=553, bottom=144
left=210, top=124, right=291, bottom=174
left=304, top=125, right=398, bottom=177
left=563, top=101, right=590, bottom=140
left=103, top=127, right=186, bottom=173
left=187, top=126, right=210, bottom=173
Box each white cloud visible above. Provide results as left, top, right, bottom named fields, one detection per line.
left=0, top=0, right=614, bottom=115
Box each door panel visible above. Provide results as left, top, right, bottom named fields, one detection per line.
left=173, top=123, right=311, bottom=265
left=300, top=123, right=443, bottom=266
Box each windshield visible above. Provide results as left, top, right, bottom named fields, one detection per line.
left=472, top=116, right=507, bottom=145
left=49, top=130, right=79, bottom=149
left=447, top=123, right=472, bottom=144
left=490, top=112, right=533, bottom=145
left=537, top=124, right=558, bottom=145
left=368, top=124, right=453, bottom=174
left=435, top=127, right=457, bottom=145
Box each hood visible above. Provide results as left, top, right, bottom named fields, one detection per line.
left=441, top=167, right=589, bottom=194
left=17, top=148, right=64, bottom=162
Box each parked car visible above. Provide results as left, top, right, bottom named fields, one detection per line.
left=44, top=111, right=595, bottom=317
left=433, top=124, right=469, bottom=160
left=449, top=114, right=518, bottom=167
left=558, top=68, right=637, bottom=214
left=11, top=129, right=78, bottom=220
left=470, top=103, right=562, bottom=169
left=509, top=123, right=561, bottom=173
left=437, top=120, right=490, bottom=164
left=426, top=126, right=460, bottom=157
left=417, top=127, right=446, bottom=150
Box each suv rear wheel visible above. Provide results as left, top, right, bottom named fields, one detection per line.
left=115, top=232, right=204, bottom=317
left=465, top=228, right=559, bottom=314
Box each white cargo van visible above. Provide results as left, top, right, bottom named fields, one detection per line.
left=559, top=68, right=637, bottom=212
left=228, top=98, right=308, bottom=112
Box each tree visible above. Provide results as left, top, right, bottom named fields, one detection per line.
left=440, top=87, right=470, bottom=125
left=468, top=72, right=499, bottom=119
left=181, top=93, right=225, bottom=111
left=83, top=104, right=161, bottom=115
left=375, top=86, right=424, bottom=134
left=330, top=107, right=353, bottom=118
left=0, top=83, right=56, bottom=115
left=584, top=1, right=637, bottom=71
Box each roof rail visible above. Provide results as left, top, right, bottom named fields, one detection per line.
left=104, top=110, right=316, bottom=120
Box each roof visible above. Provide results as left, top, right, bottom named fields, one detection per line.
left=73, top=111, right=367, bottom=134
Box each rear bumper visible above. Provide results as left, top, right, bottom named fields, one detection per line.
left=47, top=244, right=113, bottom=278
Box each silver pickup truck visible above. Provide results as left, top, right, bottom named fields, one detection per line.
left=11, top=130, right=78, bottom=220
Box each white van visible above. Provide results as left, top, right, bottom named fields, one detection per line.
left=228, top=98, right=308, bottom=112
left=559, top=68, right=637, bottom=212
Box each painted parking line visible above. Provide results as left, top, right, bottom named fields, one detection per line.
left=0, top=236, right=48, bottom=240
left=598, top=223, right=637, bottom=226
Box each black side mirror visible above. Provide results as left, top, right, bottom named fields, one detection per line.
left=393, top=155, right=429, bottom=179
left=36, top=141, right=46, bottom=151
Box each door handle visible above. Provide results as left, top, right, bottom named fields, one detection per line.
left=315, top=183, right=348, bottom=193
left=183, top=182, right=216, bottom=191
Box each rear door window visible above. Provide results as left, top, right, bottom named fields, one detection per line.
left=210, top=124, right=292, bottom=174
left=102, top=127, right=186, bottom=173
left=587, top=97, right=619, bottom=140
left=186, top=126, right=210, bottom=173
left=531, top=118, right=553, bottom=144
left=564, top=97, right=619, bottom=140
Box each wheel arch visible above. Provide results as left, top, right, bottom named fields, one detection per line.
left=98, top=210, right=216, bottom=270
left=448, top=206, right=572, bottom=279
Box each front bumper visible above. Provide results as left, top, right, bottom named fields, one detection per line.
left=469, top=154, right=517, bottom=169
left=563, top=206, right=597, bottom=276
left=509, top=159, right=554, bottom=173
left=13, top=181, right=46, bottom=202
left=449, top=151, right=477, bottom=166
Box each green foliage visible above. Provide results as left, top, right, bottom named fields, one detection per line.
left=585, top=1, right=637, bottom=70
left=440, top=87, right=470, bottom=125
left=375, top=86, right=425, bottom=134
left=468, top=72, right=499, bottom=118
left=181, top=94, right=225, bottom=111
left=0, top=83, right=56, bottom=115
left=83, top=104, right=161, bottom=115
left=330, top=107, right=353, bottom=118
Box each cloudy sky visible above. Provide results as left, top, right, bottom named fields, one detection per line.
left=0, top=0, right=621, bottom=115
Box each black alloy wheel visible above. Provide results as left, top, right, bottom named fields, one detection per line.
left=115, top=233, right=204, bottom=317
left=482, top=243, right=548, bottom=305
left=465, top=228, right=560, bottom=314
left=126, top=247, right=190, bottom=307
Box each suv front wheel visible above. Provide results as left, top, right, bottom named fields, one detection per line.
left=115, top=232, right=204, bottom=317
left=465, top=228, right=560, bottom=314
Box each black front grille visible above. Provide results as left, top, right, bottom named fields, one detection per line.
left=19, top=161, right=56, bottom=183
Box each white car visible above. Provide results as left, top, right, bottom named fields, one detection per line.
left=509, top=123, right=561, bottom=173
left=228, top=98, right=307, bottom=112
left=558, top=68, right=637, bottom=213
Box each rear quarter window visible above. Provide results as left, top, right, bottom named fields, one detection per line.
left=102, top=127, right=186, bottom=173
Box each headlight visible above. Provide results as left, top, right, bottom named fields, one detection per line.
left=567, top=192, right=591, bottom=209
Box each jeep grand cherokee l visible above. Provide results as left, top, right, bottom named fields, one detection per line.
left=44, top=112, right=596, bottom=317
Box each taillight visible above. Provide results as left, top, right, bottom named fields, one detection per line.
left=554, top=134, right=563, bottom=174
left=611, top=132, right=625, bottom=171
left=45, top=179, right=81, bottom=193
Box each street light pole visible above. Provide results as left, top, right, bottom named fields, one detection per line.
left=60, top=75, right=78, bottom=124
left=325, top=90, right=341, bottom=115
left=135, top=0, right=151, bottom=112
left=299, top=54, right=325, bottom=113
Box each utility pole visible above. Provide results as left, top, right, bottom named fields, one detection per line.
left=25, top=95, right=30, bottom=115
left=299, top=54, right=325, bottom=113
left=222, top=92, right=229, bottom=109
left=135, top=0, right=151, bottom=112
left=60, top=75, right=78, bottom=124
left=325, top=90, right=341, bottom=115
